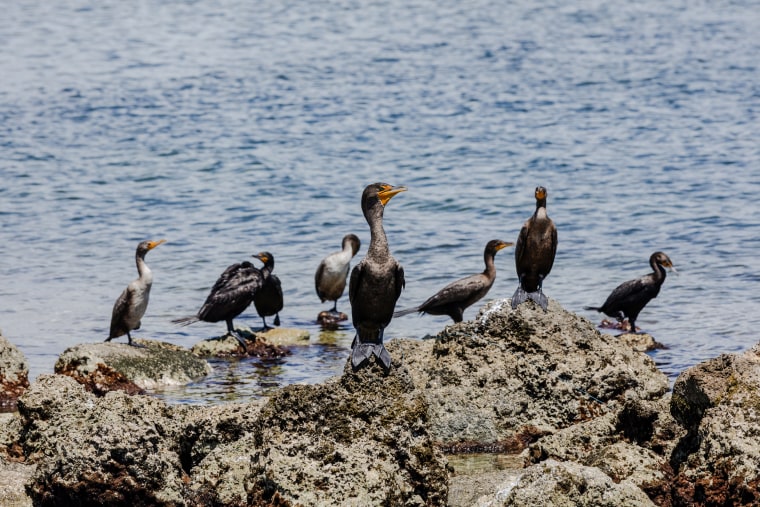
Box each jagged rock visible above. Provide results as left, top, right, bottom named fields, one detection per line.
left=54, top=339, right=211, bottom=394
left=18, top=374, right=189, bottom=506
left=476, top=459, right=656, bottom=506
left=0, top=332, right=30, bottom=410
left=189, top=358, right=449, bottom=506
left=618, top=332, right=665, bottom=352
left=392, top=298, right=669, bottom=450
left=190, top=327, right=290, bottom=359
left=659, top=344, right=760, bottom=506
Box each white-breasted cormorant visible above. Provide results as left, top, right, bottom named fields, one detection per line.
left=394, top=239, right=513, bottom=323
left=107, top=239, right=166, bottom=346
left=585, top=251, right=676, bottom=334
left=172, top=252, right=271, bottom=349
left=349, top=183, right=406, bottom=371
left=252, top=252, right=282, bottom=330
left=315, top=234, right=361, bottom=314
left=512, top=186, right=557, bottom=311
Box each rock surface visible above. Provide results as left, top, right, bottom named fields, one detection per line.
left=393, top=298, right=669, bottom=450
left=54, top=339, right=211, bottom=394
left=0, top=332, right=30, bottom=410
left=189, top=326, right=291, bottom=359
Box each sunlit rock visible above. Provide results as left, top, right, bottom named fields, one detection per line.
left=55, top=339, right=211, bottom=394
left=0, top=332, right=30, bottom=410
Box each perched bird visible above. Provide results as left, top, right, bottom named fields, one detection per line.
left=252, top=252, right=282, bottom=330
left=512, top=186, right=557, bottom=311
left=315, top=233, right=361, bottom=314
left=585, top=251, right=676, bottom=334
left=349, top=182, right=406, bottom=371
left=395, top=239, right=514, bottom=323
left=107, top=239, right=166, bottom=346
left=172, top=252, right=272, bottom=349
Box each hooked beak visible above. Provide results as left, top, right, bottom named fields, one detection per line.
left=147, top=239, right=166, bottom=250
left=378, top=185, right=407, bottom=206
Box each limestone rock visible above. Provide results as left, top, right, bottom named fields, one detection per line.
left=189, top=358, right=449, bottom=506
left=0, top=456, right=34, bottom=507
left=0, top=332, right=30, bottom=410
left=479, top=459, right=656, bottom=506
left=189, top=327, right=290, bottom=359
left=18, top=374, right=188, bottom=506
left=54, top=339, right=211, bottom=394
left=393, top=298, right=669, bottom=450
left=663, top=344, right=760, bottom=506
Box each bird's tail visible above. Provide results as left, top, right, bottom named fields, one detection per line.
left=171, top=316, right=199, bottom=326
left=584, top=306, right=601, bottom=312
left=350, top=334, right=392, bottom=371
left=393, top=307, right=419, bottom=318
left=511, top=287, right=548, bottom=311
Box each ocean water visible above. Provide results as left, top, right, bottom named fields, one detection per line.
left=1, top=0, right=759, bottom=404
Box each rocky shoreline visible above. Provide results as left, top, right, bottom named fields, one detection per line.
left=1, top=301, right=758, bottom=506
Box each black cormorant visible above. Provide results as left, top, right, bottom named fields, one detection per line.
left=252, top=252, right=282, bottom=330
left=585, top=251, right=676, bottom=334
left=107, top=239, right=166, bottom=346
left=172, top=252, right=271, bottom=349
left=315, top=233, right=361, bottom=314
left=394, top=239, right=513, bottom=323
left=511, top=186, right=557, bottom=311
left=349, top=183, right=406, bottom=371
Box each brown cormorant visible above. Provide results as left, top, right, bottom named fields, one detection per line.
left=172, top=252, right=271, bottom=349
left=252, top=252, right=282, bottom=329
left=394, top=239, right=514, bottom=323
left=585, top=251, right=676, bottom=334
left=511, top=186, right=557, bottom=311
left=107, top=239, right=166, bottom=346
left=315, top=234, right=361, bottom=314
left=349, top=183, right=406, bottom=371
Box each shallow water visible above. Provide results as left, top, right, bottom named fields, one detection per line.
left=1, top=0, right=759, bottom=404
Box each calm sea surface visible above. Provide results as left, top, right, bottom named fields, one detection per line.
left=1, top=0, right=759, bottom=405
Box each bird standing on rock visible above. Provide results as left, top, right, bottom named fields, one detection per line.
left=585, top=251, right=676, bottom=334
left=394, top=239, right=513, bottom=323
left=172, top=252, right=272, bottom=350
left=315, top=233, right=361, bottom=317
left=252, top=252, right=283, bottom=330
left=349, top=183, right=406, bottom=371
left=107, top=239, right=166, bottom=346
left=512, top=186, right=557, bottom=311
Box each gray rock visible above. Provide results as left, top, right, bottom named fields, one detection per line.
left=664, top=344, right=760, bottom=505
left=190, top=326, right=290, bottom=359
left=393, top=298, right=669, bottom=449
left=18, top=374, right=188, bottom=506
left=54, top=339, right=211, bottom=393
left=479, top=459, right=656, bottom=507
left=189, top=359, right=449, bottom=506
left=0, top=456, right=34, bottom=507
left=0, top=332, right=30, bottom=410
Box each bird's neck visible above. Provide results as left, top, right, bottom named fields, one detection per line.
left=651, top=261, right=667, bottom=283
left=136, top=255, right=153, bottom=284
left=483, top=252, right=497, bottom=278
left=534, top=205, right=548, bottom=220
left=367, top=207, right=390, bottom=259
left=260, top=263, right=273, bottom=279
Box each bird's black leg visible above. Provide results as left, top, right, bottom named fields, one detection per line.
left=226, top=319, right=248, bottom=350
left=127, top=331, right=147, bottom=348
left=331, top=301, right=338, bottom=313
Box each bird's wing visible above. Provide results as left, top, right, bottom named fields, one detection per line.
left=204, top=262, right=263, bottom=306
left=349, top=262, right=364, bottom=306
left=421, top=275, right=483, bottom=309
left=394, top=262, right=405, bottom=302
left=514, top=221, right=529, bottom=266
left=109, top=285, right=133, bottom=336
left=604, top=275, right=653, bottom=309
left=547, top=222, right=558, bottom=272
left=314, top=260, right=326, bottom=299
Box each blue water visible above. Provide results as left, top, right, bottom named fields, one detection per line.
left=1, top=0, right=759, bottom=404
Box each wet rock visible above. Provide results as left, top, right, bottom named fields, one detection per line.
left=393, top=298, right=669, bottom=451
left=478, top=459, right=656, bottom=506
left=54, top=339, right=211, bottom=394
left=18, top=374, right=188, bottom=506
left=0, top=332, right=30, bottom=410
left=188, top=358, right=449, bottom=506
left=660, top=344, right=760, bottom=506
left=618, top=332, right=665, bottom=352
left=255, top=327, right=310, bottom=347
left=190, top=327, right=290, bottom=359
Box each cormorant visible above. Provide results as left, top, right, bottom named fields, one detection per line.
left=349, top=183, right=406, bottom=371
left=315, top=233, right=361, bottom=314
left=585, top=251, right=676, bottom=334
left=252, top=252, right=282, bottom=330
left=107, top=239, right=166, bottom=346
left=511, top=186, right=557, bottom=311
left=172, top=252, right=271, bottom=349
left=394, top=239, right=514, bottom=323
